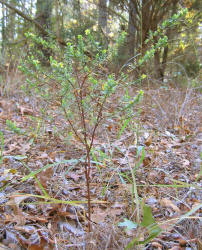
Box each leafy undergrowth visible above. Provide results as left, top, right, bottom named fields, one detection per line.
left=0, top=84, right=201, bottom=250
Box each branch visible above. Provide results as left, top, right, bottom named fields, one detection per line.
left=0, top=0, right=66, bottom=46
left=86, top=0, right=128, bottom=23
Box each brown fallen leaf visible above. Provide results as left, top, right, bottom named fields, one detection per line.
left=66, top=172, right=81, bottom=182
left=36, top=167, right=53, bottom=190
left=19, top=141, right=32, bottom=154
left=25, top=215, right=49, bottom=223
left=168, top=246, right=182, bottom=250
left=28, top=238, right=53, bottom=250
left=18, top=105, right=33, bottom=116
left=151, top=241, right=163, bottom=249
left=145, top=132, right=154, bottom=146
left=6, top=194, right=31, bottom=215
left=91, top=207, right=108, bottom=223
left=160, top=198, right=180, bottom=213
left=143, top=156, right=151, bottom=166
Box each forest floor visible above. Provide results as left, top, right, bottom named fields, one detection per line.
left=0, top=76, right=201, bottom=249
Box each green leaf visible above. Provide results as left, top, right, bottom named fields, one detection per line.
left=0, top=130, right=4, bottom=158
left=6, top=120, right=24, bottom=135
left=135, top=146, right=145, bottom=169
left=118, top=219, right=138, bottom=230
left=118, top=118, right=131, bottom=139
left=126, top=225, right=161, bottom=248
left=125, top=204, right=162, bottom=249
left=0, top=130, right=4, bottom=164
left=12, top=155, right=28, bottom=160
left=140, top=203, right=155, bottom=227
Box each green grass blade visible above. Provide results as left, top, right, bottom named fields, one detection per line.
left=118, top=117, right=131, bottom=139
left=0, top=131, right=4, bottom=163
left=21, top=159, right=79, bottom=181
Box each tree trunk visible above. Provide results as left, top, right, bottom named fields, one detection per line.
left=6, top=0, right=16, bottom=41
left=0, top=0, right=48, bottom=37
left=73, top=0, right=81, bottom=21
left=55, top=0, right=60, bottom=40
left=127, top=0, right=136, bottom=58
left=98, top=0, right=107, bottom=30
left=36, top=0, right=52, bottom=31
left=0, top=0, right=66, bottom=47
left=153, top=2, right=177, bottom=81
left=1, top=3, right=6, bottom=64
left=116, top=0, right=137, bottom=72
left=35, top=0, right=53, bottom=64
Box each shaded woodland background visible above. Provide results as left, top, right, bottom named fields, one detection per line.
left=0, top=0, right=201, bottom=84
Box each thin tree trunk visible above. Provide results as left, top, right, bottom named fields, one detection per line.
left=55, top=0, right=60, bottom=40
left=98, top=0, right=107, bottom=30
left=35, top=0, right=53, bottom=64
left=73, top=0, right=81, bottom=21
left=0, top=0, right=66, bottom=46
left=116, top=0, right=137, bottom=71
left=36, top=0, right=52, bottom=31
left=160, top=45, right=168, bottom=80
left=1, top=3, right=6, bottom=64
left=154, top=50, right=163, bottom=80
left=153, top=1, right=178, bottom=81
left=6, top=0, right=16, bottom=41
left=127, top=0, right=136, bottom=58
left=0, top=0, right=50, bottom=37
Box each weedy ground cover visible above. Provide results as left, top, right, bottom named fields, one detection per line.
left=0, top=79, right=201, bottom=249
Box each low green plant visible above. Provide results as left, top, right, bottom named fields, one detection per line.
left=6, top=119, right=24, bottom=135
left=18, top=9, right=188, bottom=231
left=91, top=148, right=106, bottom=196
left=19, top=29, right=144, bottom=231
left=28, top=116, right=45, bottom=140
left=119, top=201, right=162, bottom=249
left=119, top=202, right=202, bottom=249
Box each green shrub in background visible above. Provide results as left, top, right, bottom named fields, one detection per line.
left=19, top=29, right=144, bottom=231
